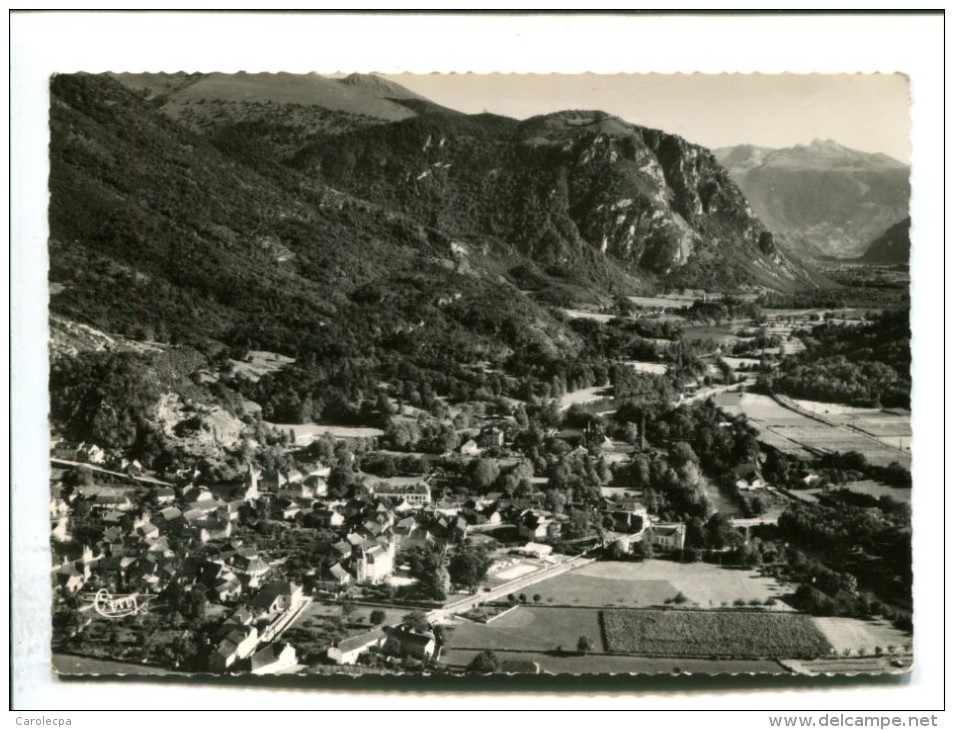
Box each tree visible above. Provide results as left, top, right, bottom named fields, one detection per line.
left=403, top=544, right=449, bottom=601
left=468, top=649, right=500, bottom=673
left=447, top=542, right=493, bottom=592
left=577, top=636, right=594, bottom=655
left=369, top=609, right=387, bottom=626
left=705, top=513, right=738, bottom=550
left=632, top=539, right=655, bottom=561
left=468, top=458, right=501, bottom=491
left=402, top=611, right=431, bottom=633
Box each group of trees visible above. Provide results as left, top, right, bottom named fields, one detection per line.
left=402, top=540, right=494, bottom=600
left=759, top=312, right=910, bottom=408
left=773, top=488, right=912, bottom=614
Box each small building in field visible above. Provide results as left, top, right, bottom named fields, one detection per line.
left=732, top=463, right=765, bottom=492
left=459, top=440, right=481, bottom=457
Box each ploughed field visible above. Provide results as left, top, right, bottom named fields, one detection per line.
left=601, top=609, right=833, bottom=659
left=715, top=393, right=910, bottom=468
left=445, top=605, right=833, bottom=661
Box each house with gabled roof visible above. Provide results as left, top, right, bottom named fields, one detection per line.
left=384, top=625, right=437, bottom=661
left=353, top=542, right=395, bottom=585
left=250, top=642, right=298, bottom=675
left=371, top=482, right=431, bottom=507
left=518, top=511, right=552, bottom=541
left=327, top=629, right=387, bottom=665
left=731, top=463, right=765, bottom=491
left=250, top=581, right=304, bottom=618
left=272, top=497, right=301, bottom=521
left=230, top=553, right=270, bottom=588
left=310, top=506, right=345, bottom=528
left=209, top=624, right=258, bottom=672
left=77, top=443, right=107, bottom=465
left=211, top=569, right=243, bottom=602
left=56, top=564, right=87, bottom=594
left=459, top=439, right=481, bottom=457
left=155, top=506, right=183, bottom=524
left=646, top=522, right=686, bottom=552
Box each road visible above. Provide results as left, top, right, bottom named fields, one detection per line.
left=681, top=379, right=755, bottom=406
left=428, top=553, right=596, bottom=622
left=51, top=458, right=174, bottom=486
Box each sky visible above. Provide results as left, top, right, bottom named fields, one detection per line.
left=383, top=73, right=911, bottom=163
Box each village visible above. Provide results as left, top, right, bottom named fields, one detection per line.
left=49, top=300, right=913, bottom=678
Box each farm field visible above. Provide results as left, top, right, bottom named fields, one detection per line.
left=602, top=609, right=832, bottom=658
left=783, top=656, right=911, bottom=676
left=794, top=399, right=911, bottom=444
left=441, top=648, right=785, bottom=675
left=559, top=385, right=614, bottom=411
left=446, top=606, right=604, bottom=653
left=808, top=480, right=911, bottom=504
left=53, top=653, right=186, bottom=676
left=722, top=356, right=761, bottom=370
left=526, top=560, right=790, bottom=609
left=812, top=617, right=912, bottom=656
left=228, top=350, right=295, bottom=382
left=266, top=421, right=385, bottom=444
left=627, top=295, right=690, bottom=309
left=714, top=393, right=910, bottom=468
left=562, top=309, right=615, bottom=323
left=623, top=360, right=668, bottom=375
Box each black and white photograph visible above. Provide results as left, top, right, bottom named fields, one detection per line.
left=10, top=10, right=945, bottom=716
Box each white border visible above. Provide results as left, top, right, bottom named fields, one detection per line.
left=8, top=10, right=946, bottom=718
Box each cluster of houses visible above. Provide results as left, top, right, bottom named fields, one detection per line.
left=458, top=425, right=506, bottom=457
left=50, top=425, right=700, bottom=674
left=209, top=580, right=307, bottom=674
left=50, top=464, right=268, bottom=598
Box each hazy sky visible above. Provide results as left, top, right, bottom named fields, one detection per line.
left=384, top=73, right=910, bottom=163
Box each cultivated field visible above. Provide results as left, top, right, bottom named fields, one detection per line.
left=601, top=609, right=832, bottom=659
left=440, top=648, right=785, bottom=675
left=526, top=560, right=790, bottom=609
left=562, top=309, right=615, bottom=323
left=559, top=385, right=614, bottom=411
left=623, top=360, right=668, bottom=375
left=53, top=653, right=186, bottom=676
left=266, top=421, right=385, bottom=444
left=716, top=393, right=910, bottom=468
left=809, top=480, right=911, bottom=504
left=447, top=606, right=604, bottom=653
left=228, top=350, right=295, bottom=382
left=811, top=617, right=912, bottom=656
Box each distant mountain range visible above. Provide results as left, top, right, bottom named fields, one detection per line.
left=48, top=72, right=844, bottom=373
left=715, top=140, right=910, bottom=259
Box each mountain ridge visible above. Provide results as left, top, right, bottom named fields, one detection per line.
left=715, top=141, right=909, bottom=258
left=861, top=217, right=910, bottom=264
